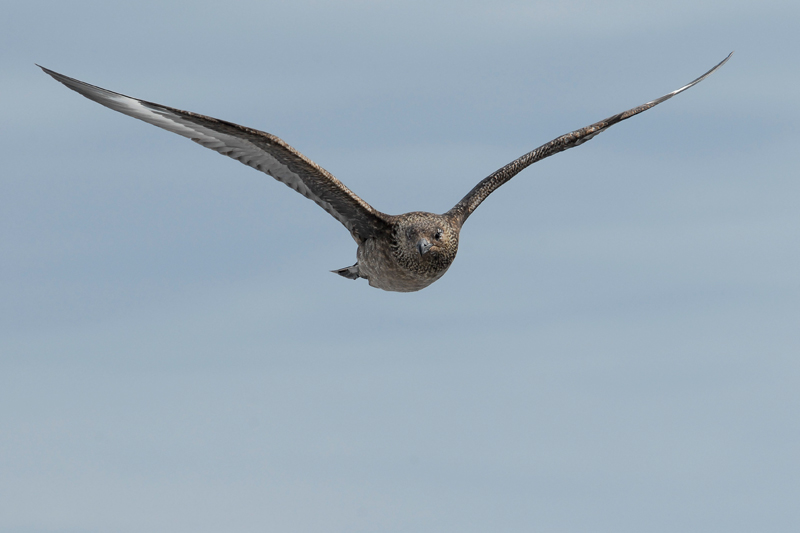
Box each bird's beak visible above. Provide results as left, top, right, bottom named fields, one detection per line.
left=417, top=238, right=432, bottom=255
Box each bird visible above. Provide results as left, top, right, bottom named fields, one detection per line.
left=40, top=53, right=731, bottom=292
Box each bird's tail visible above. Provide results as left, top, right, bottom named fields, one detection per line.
left=331, top=263, right=360, bottom=280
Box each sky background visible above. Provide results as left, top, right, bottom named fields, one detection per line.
left=2, top=1, right=799, bottom=532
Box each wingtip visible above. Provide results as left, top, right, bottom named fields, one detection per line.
left=706, top=51, right=734, bottom=75
left=37, top=64, right=63, bottom=81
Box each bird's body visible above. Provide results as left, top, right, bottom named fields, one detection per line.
left=347, top=212, right=460, bottom=292
left=40, top=53, right=731, bottom=292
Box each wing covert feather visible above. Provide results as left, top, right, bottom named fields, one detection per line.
left=39, top=66, right=390, bottom=241
left=448, top=53, right=732, bottom=224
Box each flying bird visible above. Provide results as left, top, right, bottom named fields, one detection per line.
left=40, top=53, right=731, bottom=292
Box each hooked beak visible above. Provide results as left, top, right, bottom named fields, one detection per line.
left=417, top=237, right=432, bottom=255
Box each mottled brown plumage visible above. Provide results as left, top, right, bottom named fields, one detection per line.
left=345, top=212, right=460, bottom=292
left=40, top=53, right=731, bottom=292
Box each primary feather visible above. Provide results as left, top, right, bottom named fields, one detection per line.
left=38, top=66, right=389, bottom=243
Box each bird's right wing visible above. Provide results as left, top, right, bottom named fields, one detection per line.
left=40, top=66, right=391, bottom=242
left=448, top=52, right=733, bottom=225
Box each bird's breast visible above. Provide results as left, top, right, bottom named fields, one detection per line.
left=356, top=238, right=450, bottom=293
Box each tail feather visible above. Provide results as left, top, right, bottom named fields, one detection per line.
left=332, top=263, right=360, bottom=280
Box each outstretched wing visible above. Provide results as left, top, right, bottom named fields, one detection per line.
left=448, top=52, right=733, bottom=225
left=39, top=66, right=390, bottom=242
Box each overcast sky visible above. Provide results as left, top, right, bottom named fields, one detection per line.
left=2, top=1, right=799, bottom=532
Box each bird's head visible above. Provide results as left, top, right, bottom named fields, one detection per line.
left=392, top=212, right=460, bottom=275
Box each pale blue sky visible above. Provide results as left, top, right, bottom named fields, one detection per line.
left=2, top=1, right=799, bottom=532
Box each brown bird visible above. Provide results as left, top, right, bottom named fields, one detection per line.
left=40, top=53, right=731, bottom=292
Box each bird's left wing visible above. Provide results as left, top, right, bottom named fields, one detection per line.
left=39, top=66, right=390, bottom=242
left=447, top=52, right=733, bottom=225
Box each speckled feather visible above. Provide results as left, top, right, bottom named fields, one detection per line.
left=40, top=53, right=731, bottom=292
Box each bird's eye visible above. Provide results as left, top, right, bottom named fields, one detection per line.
left=434, top=228, right=443, bottom=240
